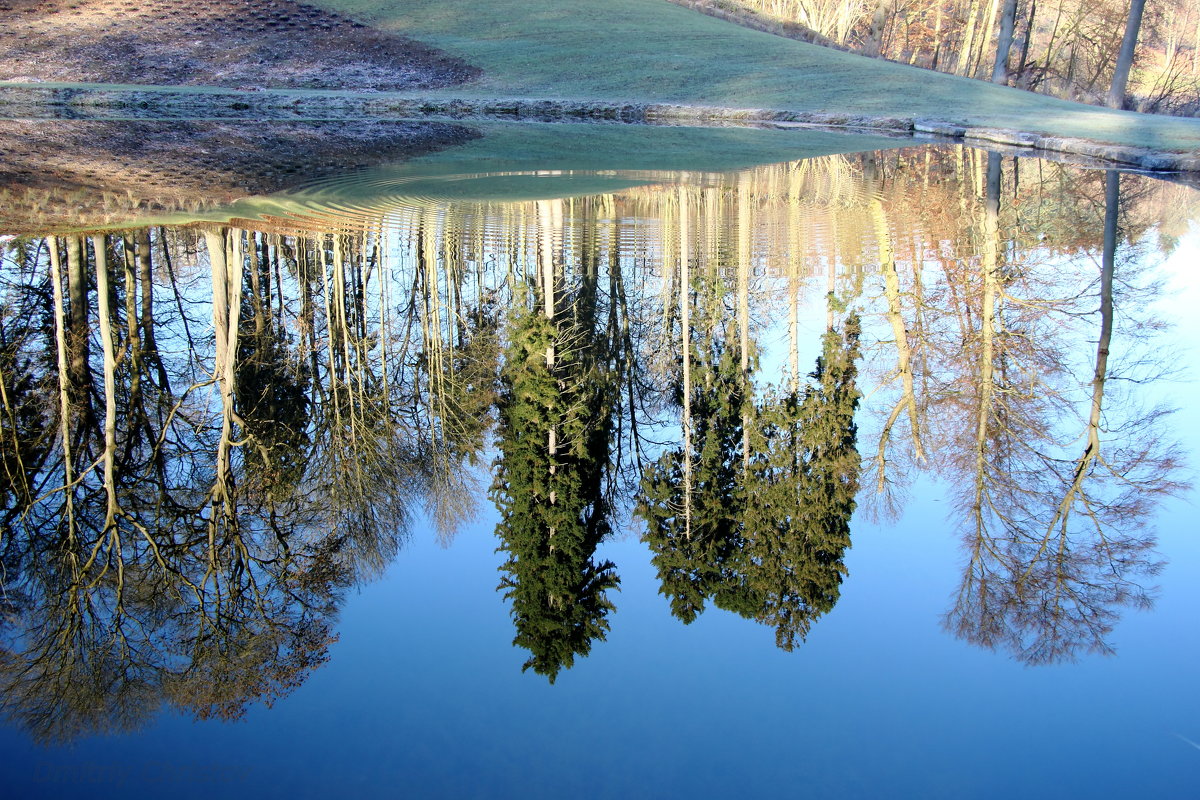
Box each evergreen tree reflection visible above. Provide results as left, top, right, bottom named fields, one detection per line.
left=638, top=201, right=863, bottom=648
left=491, top=201, right=621, bottom=682
left=0, top=147, right=1194, bottom=739
left=742, top=316, right=862, bottom=649
left=639, top=316, right=861, bottom=649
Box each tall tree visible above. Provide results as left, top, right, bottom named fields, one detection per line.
left=1108, top=0, right=1147, bottom=107
left=992, top=0, right=1020, bottom=82
left=491, top=207, right=621, bottom=682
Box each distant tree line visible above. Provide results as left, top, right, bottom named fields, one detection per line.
left=705, top=0, right=1199, bottom=112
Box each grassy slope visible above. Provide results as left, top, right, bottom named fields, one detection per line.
left=3, top=0, right=1197, bottom=152
left=314, top=0, right=1200, bottom=152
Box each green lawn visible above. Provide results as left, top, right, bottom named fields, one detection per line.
left=315, top=0, right=1200, bottom=151
left=3, top=0, right=1197, bottom=153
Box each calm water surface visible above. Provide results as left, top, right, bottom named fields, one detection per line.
left=1, top=123, right=1199, bottom=798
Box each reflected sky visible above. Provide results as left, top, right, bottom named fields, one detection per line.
left=2, top=130, right=1200, bottom=798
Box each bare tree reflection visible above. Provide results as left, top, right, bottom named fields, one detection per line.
left=0, top=147, right=1194, bottom=740
left=0, top=223, right=488, bottom=741
left=942, top=167, right=1185, bottom=664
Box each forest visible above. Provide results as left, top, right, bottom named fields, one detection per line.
left=693, top=0, right=1198, bottom=113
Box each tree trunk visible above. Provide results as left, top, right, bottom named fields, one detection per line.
left=973, top=0, right=1002, bottom=78
left=204, top=228, right=243, bottom=529
left=1015, top=0, right=1037, bottom=83
left=92, top=236, right=120, bottom=532
left=931, top=1, right=944, bottom=70
left=47, top=237, right=79, bottom=548
left=1088, top=170, right=1118, bottom=460
left=972, top=153, right=1003, bottom=538
left=1040, top=171, right=1117, bottom=544
left=64, top=236, right=90, bottom=420
left=873, top=198, right=924, bottom=493
left=955, top=0, right=982, bottom=76
left=737, top=176, right=751, bottom=475
left=992, top=0, right=1019, bottom=82
left=679, top=187, right=693, bottom=540
left=1107, top=0, right=1146, bottom=109
left=863, top=0, right=891, bottom=57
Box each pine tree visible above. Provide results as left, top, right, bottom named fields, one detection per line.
left=638, top=272, right=762, bottom=623
left=491, top=283, right=620, bottom=683
left=639, top=307, right=862, bottom=650
left=741, top=315, right=862, bottom=649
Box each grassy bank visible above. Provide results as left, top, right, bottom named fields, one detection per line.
left=2, top=0, right=1199, bottom=156
left=313, top=0, right=1200, bottom=152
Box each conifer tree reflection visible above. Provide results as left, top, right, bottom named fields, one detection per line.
left=491, top=201, right=621, bottom=682
left=637, top=240, right=755, bottom=625
left=637, top=183, right=863, bottom=648
left=743, top=316, right=862, bottom=649
left=0, top=150, right=1193, bottom=735
left=639, top=314, right=862, bottom=649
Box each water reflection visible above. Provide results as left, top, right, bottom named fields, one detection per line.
left=492, top=202, right=623, bottom=681
left=0, top=145, right=1193, bottom=741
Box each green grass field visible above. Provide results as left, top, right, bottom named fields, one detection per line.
left=3, top=0, right=1198, bottom=153
left=310, top=0, right=1200, bottom=152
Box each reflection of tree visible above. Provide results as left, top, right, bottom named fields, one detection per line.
left=491, top=201, right=621, bottom=682
left=0, top=239, right=55, bottom=528
left=0, top=149, right=1194, bottom=736
left=639, top=313, right=861, bottom=649
left=638, top=185, right=863, bottom=647
left=742, top=316, right=862, bottom=649
left=941, top=169, right=1185, bottom=664
left=0, top=223, right=491, bottom=741
left=638, top=244, right=753, bottom=624
left=412, top=217, right=499, bottom=543
left=237, top=230, right=311, bottom=500
left=0, top=537, right=341, bottom=742
left=785, top=148, right=1190, bottom=664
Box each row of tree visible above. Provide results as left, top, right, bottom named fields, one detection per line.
left=715, top=0, right=1198, bottom=111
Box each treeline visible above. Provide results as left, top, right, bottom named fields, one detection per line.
left=707, top=0, right=1200, bottom=112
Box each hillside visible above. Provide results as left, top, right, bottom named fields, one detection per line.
left=318, top=0, right=1200, bottom=153
left=2, top=0, right=1200, bottom=158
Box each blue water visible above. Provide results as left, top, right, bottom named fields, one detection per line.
left=6, top=478, right=1199, bottom=798
left=3, top=141, right=1200, bottom=799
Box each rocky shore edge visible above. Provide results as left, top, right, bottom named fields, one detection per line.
left=3, top=84, right=1198, bottom=175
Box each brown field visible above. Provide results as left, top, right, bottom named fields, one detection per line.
left=0, top=0, right=480, bottom=90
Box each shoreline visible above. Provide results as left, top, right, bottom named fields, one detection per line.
left=3, top=83, right=1199, bottom=175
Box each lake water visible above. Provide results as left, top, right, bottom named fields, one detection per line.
left=1, top=121, right=1199, bottom=798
